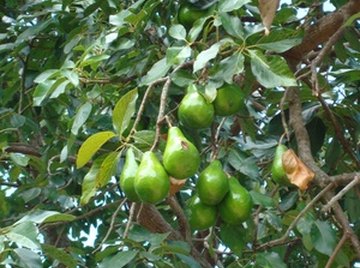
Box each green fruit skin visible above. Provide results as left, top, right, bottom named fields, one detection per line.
left=163, top=127, right=200, bottom=179
left=213, top=84, right=244, bottom=116
left=120, top=148, right=140, bottom=202
left=134, top=151, right=170, bottom=204
left=178, top=4, right=209, bottom=28
left=197, top=160, right=229, bottom=205
left=219, top=177, right=253, bottom=225
left=188, top=196, right=217, bottom=230
left=178, top=92, right=214, bottom=129
left=271, top=144, right=291, bottom=186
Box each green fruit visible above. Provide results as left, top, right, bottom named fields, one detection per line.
left=134, top=151, right=170, bottom=204
left=271, top=144, right=291, bottom=185
left=120, top=148, right=140, bottom=202
left=178, top=4, right=209, bottom=28
left=197, top=160, right=229, bottom=205
left=178, top=91, right=214, bottom=129
left=188, top=195, right=217, bottom=230
left=219, top=177, right=253, bottom=224
left=213, top=84, right=244, bottom=116
left=163, top=127, right=200, bottom=179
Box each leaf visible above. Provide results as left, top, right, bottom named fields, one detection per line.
left=227, top=149, right=259, bottom=179
left=279, top=191, right=298, bottom=212
left=43, top=213, right=76, bottom=223
left=220, top=223, right=246, bottom=256
left=219, top=52, right=245, bottom=84
left=249, top=191, right=274, bottom=207
left=33, top=80, right=56, bottom=106
left=62, top=69, right=79, bottom=87
left=219, top=0, right=251, bottom=12
left=80, top=159, right=101, bottom=205
left=256, top=252, right=286, bottom=268
left=42, top=244, right=77, bottom=268
left=96, top=151, right=121, bottom=188
left=169, top=24, right=186, bottom=40
left=7, top=222, right=39, bottom=250
left=76, top=131, right=116, bottom=168
left=219, top=13, right=244, bottom=40
left=16, top=210, right=61, bottom=224
left=34, top=69, right=59, bottom=83
left=99, top=250, right=138, bottom=268
left=166, top=46, right=192, bottom=65
left=14, top=248, right=42, bottom=268
left=112, top=88, right=138, bottom=137
left=254, top=29, right=303, bottom=53
left=71, top=102, right=92, bottom=135
left=193, top=41, right=226, bottom=73
left=141, top=58, right=171, bottom=85
left=258, top=0, right=280, bottom=35
left=188, top=17, right=208, bottom=42
left=49, top=80, right=70, bottom=99
left=9, top=153, right=30, bottom=167
left=311, top=220, right=336, bottom=256
left=248, top=49, right=297, bottom=88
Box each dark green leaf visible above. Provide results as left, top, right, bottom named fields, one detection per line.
left=311, top=220, right=336, bottom=256
left=99, top=250, right=138, bottom=268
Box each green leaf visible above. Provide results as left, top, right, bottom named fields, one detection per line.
left=9, top=153, right=30, bottom=167
left=16, top=210, right=61, bottom=224
left=311, top=220, right=336, bottom=256
left=193, top=42, right=222, bottom=73
left=219, top=13, right=244, bottom=40
left=249, top=191, right=274, bottom=207
left=62, top=69, right=79, bottom=87
left=80, top=159, right=101, bottom=205
left=256, top=252, right=286, bottom=268
left=219, top=0, right=251, bottom=12
left=166, top=46, right=192, bottom=65
left=76, top=131, right=116, bottom=168
left=14, top=248, right=42, bottom=268
left=43, top=213, right=76, bottom=223
left=49, top=79, right=70, bottom=99
left=227, top=149, right=259, bottom=179
left=254, top=29, right=303, bottom=53
left=220, top=223, right=246, bottom=255
left=33, top=80, right=56, bottom=106
left=34, top=69, right=59, bottom=83
left=169, top=24, right=186, bottom=40
left=7, top=222, right=39, bottom=250
left=279, top=191, right=298, bottom=212
left=112, top=88, right=138, bottom=137
left=141, top=58, right=171, bottom=85
left=42, top=244, right=77, bottom=268
left=99, top=250, right=138, bottom=268
left=248, top=49, right=297, bottom=88
left=188, top=17, right=208, bottom=42
left=219, top=52, right=245, bottom=84
left=71, top=102, right=92, bottom=135
left=96, top=151, right=121, bottom=188
left=176, top=254, right=201, bottom=268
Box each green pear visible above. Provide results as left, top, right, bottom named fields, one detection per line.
left=271, top=144, right=291, bottom=185
left=134, top=151, right=170, bottom=204
left=178, top=91, right=214, bottom=129
left=163, top=127, right=200, bottom=179
left=188, top=195, right=217, bottom=230
left=120, top=148, right=140, bottom=202
left=197, top=160, right=229, bottom=205
left=219, top=177, right=253, bottom=225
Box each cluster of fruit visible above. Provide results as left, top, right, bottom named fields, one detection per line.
left=120, top=83, right=252, bottom=230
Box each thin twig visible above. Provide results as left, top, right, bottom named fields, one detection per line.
left=280, top=89, right=291, bottom=142
left=310, top=26, right=345, bottom=95
left=325, top=232, right=348, bottom=268
left=150, top=78, right=171, bottom=152
left=323, top=176, right=360, bottom=212
left=92, top=198, right=127, bottom=253
left=123, top=203, right=136, bottom=239
left=166, top=196, right=192, bottom=243
left=256, top=183, right=334, bottom=251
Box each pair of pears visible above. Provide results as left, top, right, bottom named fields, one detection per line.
left=178, top=84, right=244, bottom=129
left=188, top=161, right=253, bottom=230
left=120, top=127, right=200, bottom=204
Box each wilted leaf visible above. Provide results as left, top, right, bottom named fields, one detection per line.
left=259, top=0, right=280, bottom=35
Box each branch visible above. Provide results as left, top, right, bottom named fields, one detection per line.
left=323, top=176, right=360, bottom=212
left=284, top=0, right=360, bottom=63
left=255, top=183, right=333, bottom=251
left=123, top=202, right=136, bottom=239
left=5, top=143, right=41, bottom=157
left=330, top=172, right=360, bottom=185
left=166, top=196, right=192, bottom=243
left=325, top=232, right=348, bottom=268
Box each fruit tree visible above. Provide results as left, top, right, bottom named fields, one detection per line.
left=0, top=0, right=360, bottom=267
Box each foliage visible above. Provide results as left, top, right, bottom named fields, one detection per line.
left=0, top=0, right=359, bottom=267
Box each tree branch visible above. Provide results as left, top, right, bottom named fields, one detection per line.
left=325, top=232, right=348, bottom=268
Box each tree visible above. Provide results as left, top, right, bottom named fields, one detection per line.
left=0, top=0, right=359, bottom=267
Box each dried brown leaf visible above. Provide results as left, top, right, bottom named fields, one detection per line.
left=282, top=149, right=315, bottom=190
left=259, top=0, right=280, bottom=35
